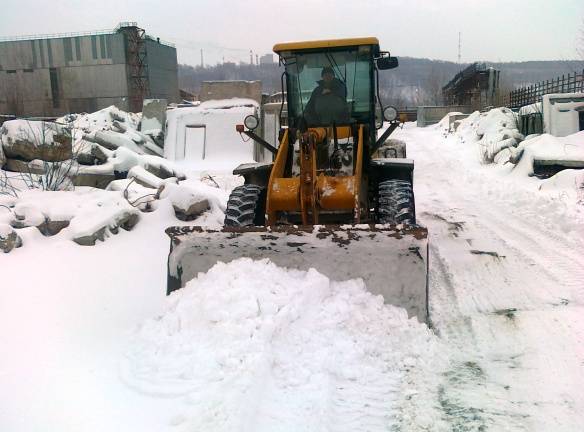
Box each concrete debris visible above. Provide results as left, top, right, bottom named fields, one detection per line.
left=36, top=218, right=71, bottom=236
left=72, top=173, right=117, bottom=189
left=4, top=158, right=46, bottom=175
left=88, top=130, right=144, bottom=154
left=128, top=165, right=178, bottom=189
left=0, top=224, right=22, bottom=253
left=73, top=210, right=139, bottom=246
left=0, top=138, right=5, bottom=168
left=0, top=120, right=72, bottom=162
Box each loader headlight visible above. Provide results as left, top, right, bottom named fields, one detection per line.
left=244, top=114, right=259, bottom=130
left=383, top=106, right=398, bottom=122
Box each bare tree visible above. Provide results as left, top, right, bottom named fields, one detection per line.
left=426, top=66, right=446, bottom=105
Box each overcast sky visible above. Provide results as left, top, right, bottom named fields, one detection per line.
left=1, top=0, right=583, bottom=66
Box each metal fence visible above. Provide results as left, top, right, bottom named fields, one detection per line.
left=508, top=70, right=584, bottom=109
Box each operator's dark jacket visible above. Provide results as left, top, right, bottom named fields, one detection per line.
left=304, top=78, right=348, bottom=124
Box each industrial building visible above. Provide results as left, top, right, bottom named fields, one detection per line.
left=259, top=54, right=274, bottom=65
left=442, top=62, right=500, bottom=110
left=0, top=22, right=179, bottom=117
left=200, top=80, right=262, bottom=104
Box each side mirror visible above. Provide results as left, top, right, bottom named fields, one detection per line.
left=377, top=56, right=398, bottom=70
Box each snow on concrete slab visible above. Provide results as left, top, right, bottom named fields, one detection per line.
left=59, top=105, right=141, bottom=133
left=164, top=98, right=260, bottom=173
left=122, top=258, right=446, bottom=431
left=513, top=131, right=584, bottom=177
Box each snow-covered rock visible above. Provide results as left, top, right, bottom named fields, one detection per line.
left=0, top=223, right=22, bottom=253
left=127, top=165, right=178, bottom=189
left=159, top=182, right=210, bottom=220
left=1, top=120, right=72, bottom=162
left=59, top=105, right=141, bottom=134
left=0, top=138, right=5, bottom=168
left=455, top=108, right=524, bottom=163
left=72, top=209, right=139, bottom=246
left=513, top=131, right=584, bottom=177
left=88, top=130, right=145, bottom=154
left=4, top=158, right=45, bottom=175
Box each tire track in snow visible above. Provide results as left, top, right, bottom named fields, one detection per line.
left=399, top=126, right=584, bottom=431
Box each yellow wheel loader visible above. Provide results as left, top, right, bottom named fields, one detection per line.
left=166, top=37, right=429, bottom=323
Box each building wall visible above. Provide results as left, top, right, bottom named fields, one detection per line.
left=0, top=33, right=129, bottom=116
left=200, top=81, right=262, bottom=104
left=145, top=39, right=179, bottom=104
left=416, top=105, right=471, bottom=127
left=543, top=93, right=584, bottom=137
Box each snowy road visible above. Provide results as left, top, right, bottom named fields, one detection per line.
left=399, top=125, right=584, bottom=431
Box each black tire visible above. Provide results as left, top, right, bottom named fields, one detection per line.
left=224, top=184, right=266, bottom=227
left=376, top=179, right=416, bottom=225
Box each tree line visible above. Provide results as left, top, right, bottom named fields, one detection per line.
left=178, top=58, right=583, bottom=107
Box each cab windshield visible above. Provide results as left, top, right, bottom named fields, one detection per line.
left=283, top=47, right=373, bottom=128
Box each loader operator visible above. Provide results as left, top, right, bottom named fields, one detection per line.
left=304, top=66, right=350, bottom=125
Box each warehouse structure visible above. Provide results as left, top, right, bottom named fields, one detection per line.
left=442, top=62, right=500, bottom=110
left=0, top=22, right=179, bottom=117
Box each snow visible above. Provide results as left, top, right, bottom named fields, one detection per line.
left=513, top=131, right=584, bottom=177
left=394, top=124, right=584, bottom=431
left=518, top=101, right=542, bottom=115
left=542, top=92, right=584, bottom=137
left=1, top=113, right=584, bottom=430
left=164, top=99, right=259, bottom=173
left=122, top=258, right=445, bottom=431
left=159, top=180, right=226, bottom=215
left=59, top=105, right=141, bottom=133
left=127, top=165, right=177, bottom=188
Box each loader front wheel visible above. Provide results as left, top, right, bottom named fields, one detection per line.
left=224, top=184, right=266, bottom=227
left=377, top=179, right=416, bottom=225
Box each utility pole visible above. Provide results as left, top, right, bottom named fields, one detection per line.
left=458, top=32, right=462, bottom=65
left=200, top=49, right=204, bottom=68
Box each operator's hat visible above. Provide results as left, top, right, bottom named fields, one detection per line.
left=321, top=66, right=334, bottom=76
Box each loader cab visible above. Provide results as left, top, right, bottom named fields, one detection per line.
left=274, top=37, right=398, bottom=136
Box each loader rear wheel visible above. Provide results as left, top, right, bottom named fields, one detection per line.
left=224, top=184, right=266, bottom=227
left=377, top=179, right=416, bottom=225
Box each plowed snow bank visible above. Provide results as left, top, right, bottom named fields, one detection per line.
left=122, top=258, right=446, bottom=431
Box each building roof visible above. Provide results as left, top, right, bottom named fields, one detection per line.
left=273, top=37, right=379, bottom=53
left=0, top=22, right=175, bottom=48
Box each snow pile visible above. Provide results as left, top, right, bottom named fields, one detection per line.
left=0, top=176, right=229, bottom=247
left=196, top=98, right=258, bottom=110
left=0, top=189, right=139, bottom=244
left=122, top=258, right=445, bottom=431
left=60, top=105, right=141, bottom=133
left=514, top=131, right=584, bottom=176
left=60, top=106, right=164, bottom=157
left=436, top=111, right=463, bottom=134
left=1, top=105, right=187, bottom=197
left=514, top=131, right=584, bottom=200
left=455, top=108, right=524, bottom=164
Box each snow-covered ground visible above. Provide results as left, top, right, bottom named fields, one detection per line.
left=1, top=120, right=583, bottom=431
left=403, top=123, right=584, bottom=431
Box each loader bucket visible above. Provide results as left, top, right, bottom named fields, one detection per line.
left=166, top=225, right=429, bottom=323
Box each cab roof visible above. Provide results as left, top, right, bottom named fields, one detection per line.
left=273, top=37, right=380, bottom=54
